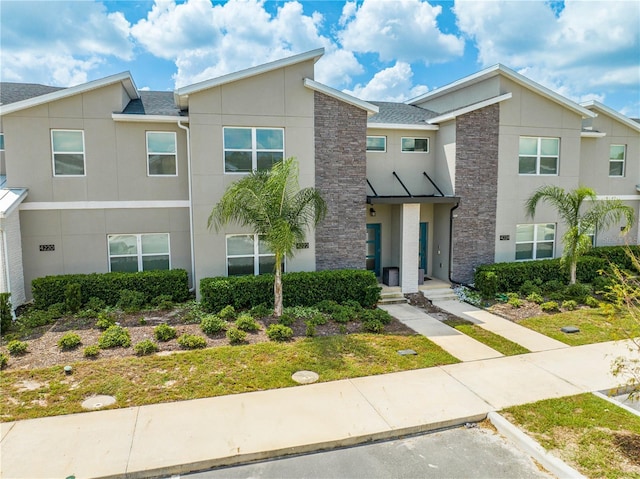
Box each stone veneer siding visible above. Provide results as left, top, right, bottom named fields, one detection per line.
left=452, top=103, right=499, bottom=284
left=314, top=91, right=367, bottom=270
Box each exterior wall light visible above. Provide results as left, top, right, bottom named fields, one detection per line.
left=369, top=207, right=376, bottom=217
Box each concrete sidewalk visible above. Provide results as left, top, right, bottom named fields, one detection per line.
left=1, top=339, right=637, bottom=479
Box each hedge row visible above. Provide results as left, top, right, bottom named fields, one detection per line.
left=200, top=269, right=381, bottom=313
left=32, top=269, right=190, bottom=310
left=583, top=245, right=640, bottom=272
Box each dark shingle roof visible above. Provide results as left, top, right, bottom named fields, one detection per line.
left=121, top=91, right=183, bottom=116
left=367, top=101, right=438, bottom=125
left=0, top=82, right=65, bottom=105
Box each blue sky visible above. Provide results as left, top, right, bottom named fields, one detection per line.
left=1, top=0, right=639, bottom=116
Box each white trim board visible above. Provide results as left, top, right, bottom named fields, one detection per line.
left=20, top=200, right=189, bottom=211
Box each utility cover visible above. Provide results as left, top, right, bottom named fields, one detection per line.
left=561, top=326, right=580, bottom=334
left=398, top=349, right=418, bottom=356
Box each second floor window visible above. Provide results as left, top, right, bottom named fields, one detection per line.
left=609, top=144, right=626, bottom=177
left=366, top=136, right=386, bottom=152
left=224, top=127, right=284, bottom=173
left=518, top=137, right=559, bottom=175
left=147, top=131, right=177, bottom=176
left=52, top=129, right=85, bottom=176
left=401, top=137, right=429, bottom=152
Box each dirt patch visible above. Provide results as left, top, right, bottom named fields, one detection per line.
left=405, top=292, right=470, bottom=323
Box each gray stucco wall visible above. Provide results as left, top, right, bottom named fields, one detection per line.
left=452, top=103, right=500, bottom=284
left=314, top=92, right=367, bottom=270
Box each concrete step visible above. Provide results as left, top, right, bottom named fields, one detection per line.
left=378, top=291, right=408, bottom=305
left=421, top=288, right=458, bottom=302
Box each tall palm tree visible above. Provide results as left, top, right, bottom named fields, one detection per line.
left=208, top=158, right=326, bottom=316
left=525, top=185, right=634, bottom=284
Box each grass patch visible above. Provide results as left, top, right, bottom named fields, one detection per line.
left=443, top=318, right=530, bottom=356
left=503, top=394, right=640, bottom=479
left=0, top=333, right=457, bottom=422
left=518, top=308, right=637, bottom=346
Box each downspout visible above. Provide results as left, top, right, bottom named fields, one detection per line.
left=177, top=120, right=196, bottom=293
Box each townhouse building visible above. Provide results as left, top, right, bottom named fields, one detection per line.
left=0, top=48, right=638, bottom=309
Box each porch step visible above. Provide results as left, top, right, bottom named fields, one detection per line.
left=378, top=291, right=409, bottom=305
left=421, top=287, right=458, bottom=303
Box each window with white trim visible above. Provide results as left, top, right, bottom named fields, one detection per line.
left=609, top=144, right=626, bottom=177
left=366, top=136, right=386, bottom=152
left=401, top=137, right=429, bottom=152
left=515, top=223, right=555, bottom=260
left=108, top=233, right=170, bottom=272
left=518, top=137, right=559, bottom=175
left=226, top=234, right=280, bottom=276
left=52, top=130, right=85, bottom=176
left=223, top=127, right=284, bottom=173
left=147, top=131, right=177, bottom=176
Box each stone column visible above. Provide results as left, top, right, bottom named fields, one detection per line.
left=400, top=203, right=420, bottom=293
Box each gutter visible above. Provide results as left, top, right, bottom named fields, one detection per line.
left=177, top=120, right=196, bottom=293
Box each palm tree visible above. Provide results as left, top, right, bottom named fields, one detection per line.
left=208, top=158, right=326, bottom=316
left=525, top=185, right=634, bottom=284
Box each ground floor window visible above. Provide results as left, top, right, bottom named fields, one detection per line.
left=515, top=224, right=555, bottom=260
left=108, top=233, right=170, bottom=272
left=226, top=234, right=279, bottom=276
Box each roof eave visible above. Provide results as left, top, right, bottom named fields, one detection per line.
left=304, top=78, right=379, bottom=114
left=581, top=100, right=640, bottom=132
left=428, top=93, right=512, bottom=124
left=112, top=114, right=189, bottom=123
left=367, top=122, right=439, bottom=131
left=0, top=188, right=28, bottom=218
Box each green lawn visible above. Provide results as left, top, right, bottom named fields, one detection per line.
left=0, top=333, right=458, bottom=422
left=503, top=394, right=640, bottom=479
left=443, top=318, right=530, bottom=356
left=518, top=307, right=637, bottom=346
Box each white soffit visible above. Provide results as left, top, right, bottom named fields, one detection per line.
left=0, top=188, right=28, bottom=218
left=303, top=78, right=379, bottom=114
left=112, top=114, right=189, bottom=123
left=580, top=131, right=607, bottom=138
left=367, top=123, right=439, bottom=131
left=428, top=93, right=512, bottom=124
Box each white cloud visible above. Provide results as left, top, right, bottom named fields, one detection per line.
left=339, top=0, right=464, bottom=64
left=0, top=1, right=133, bottom=85
left=315, top=49, right=364, bottom=87
left=454, top=0, right=640, bottom=104
left=343, top=62, right=428, bottom=101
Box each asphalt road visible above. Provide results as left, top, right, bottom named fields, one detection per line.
left=180, top=425, right=554, bottom=479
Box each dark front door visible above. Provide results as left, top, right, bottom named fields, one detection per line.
left=366, top=223, right=381, bottom=277
left=419, top=222, right=428, bottom=272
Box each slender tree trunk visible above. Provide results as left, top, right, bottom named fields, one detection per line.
left=570, top=260, right=577, bottom=285
left=274, top=251, right=283, bottom=317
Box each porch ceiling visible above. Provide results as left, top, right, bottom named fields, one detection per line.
left=367, top=196, right=460, bottom=204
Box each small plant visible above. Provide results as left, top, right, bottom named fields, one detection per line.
left=283, top=306, right=320, bottom=319
left=98, top=325, right=131, bottom=349
left=519, top=279, right=542, bottom=297
left=332, top=305, right=355, bottom=324
left=201, top=315, right=227, bottom=335
left=181, top=300, right=204, bottom=323
left=266, top=324, right=293, bottom=342
left=0, top=352, right=8, bottom=368
left=226, top=327, right=247, bottom=345
left=218, top=305, right=237, bottom=320
left=118, top=290, right=146, bottom=313
left=315, top=300, right=340, bottom=314
left=278, top=312, right=296, bottom=326
left=235, top=314, right=260, bottom=332
left=507, top=297, right=523, bottom=308
left=7, top=339, right=28, bottom=355
left=342, top=300, right=363, bottom=312
left=477, top=271, right=499, bottom=299
left=561, top=300, right=578, bottom=311
left=305, top=320, right=316, bottom=337
left=526, top=292, right=544, bottom=304
left=154, top=323, right=177, bottom=342
left=152, top=294, right=174, bottom=310
left=584, top=296, right=600, bottom=308
left=362, top=319, right=385, bottom=333
left=95, top=312, right=116, bottom=330
left=249, top=303, right=272, bottom=319
left=83, top=345, right=100, bottom=358
left=58, top=332, right=82, bottom=351
left=47, top=302, right=67, bottom=319
left=565, top=282, right=592, bottom=302
left=177, top=333, right=207, bottom=349
left=134, top=339, right=158, bottom=356
left=85, top=296, right=106, bottom=312
left=64, top=283, right=82, bottom=314
left=18, top=309, right=55, bottom=328
left=0, top=292, right=12, bottom=335
left=542, top=279, right=566, bottom=294
left=138, top=317, right=147, bottom=325
left=309, top=313, right=327, bottom=326
left=359, top=309, right=392, bottom=325
left=338, top=324, right=347, bottom=334
left=540, top=301, right=559, bottom=313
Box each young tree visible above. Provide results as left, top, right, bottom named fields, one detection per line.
left=208, top=158, right=326, bottom=317
left=525, top=185, right=634, bottom=284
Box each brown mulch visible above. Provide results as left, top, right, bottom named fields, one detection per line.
left=0, top=307, right=416, bottom=371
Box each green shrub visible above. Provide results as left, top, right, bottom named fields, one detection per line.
left=32, top=269, right=190, bottom=310
left=0, top=352, right=8, bottom=368
left=305, top=321, right=316, bottom=337
left=266, top=324, right=293, bottom=342
left=200, top=269, right=380, bottom=312
left=309, top=313, right=327, bottom=326
left=18, top=309, right=55, bottom=329
left=583, top=245, right=640, bottom=271
left=118, top=290, right=146, bottom=313
left=0, top=293, right=12, bottom=335
left=85, top=296, right=106, bottom=312
left=362, top=319, right=385, bottom=333
left=526, top=292, right=544, bottom=304
left=475, top=259, right=569, bottom=293
left=342, top=299, right=363, bottom=312
left=98, top=325, right=131, bottom=349
left=359, top=309, right=392, bottom=325
left=7, top=340, right=27, bottom=355
left=47, top=302, right=66, bottom=319
left=282, top=306, right=320, bottom=319
left=542, top=279, right=567, bottom=294
left=519, top=279, right=542, bottom=297
left=235, top=314, right=260, bottom=332
left=154, top=323, right=177, bottom=342
left=177, top=333, right=207, bottom=349
left=181, top=300, right=204, bottom=324
left=64, top=283, right=82, bottom=314
left=564, top=282, right=592, bottom=302
left=152, top=294, right=174, bottom=310
left=332, top=305, right=356, bottom=324
left=218, top=305, right=237, bottom=320
left=58, top=332, right=81, bottom=351
left=95, top=312, right=116, bottom=330
left=278, top=312, right=296, bottom=326
left=200, top=315, right=227, bottom=335
left=585, top=296, right=600, bottom=308
left=249, top=303, right=273, bottom=319
left=315, top=299, right=341, bottom=314
left=476, top=271, right=499, bottom=299
left=508, top=297, right=523, bottom=308
left=562, top=300, right=578, bottom=311
left=592, top=276, right=613, bottom=293
left=134, top=339, right=158, bottom=356
left=83, top=345, right=100, bottom=358
left=540, top=301, right=559, bottom=313
left=226, top=327, right=247, bottom=345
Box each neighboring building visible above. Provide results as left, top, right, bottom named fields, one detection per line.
left=0, top=49, right=638, bottom=308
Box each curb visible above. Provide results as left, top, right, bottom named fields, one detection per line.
left=487, top=411, right=586, bottom=479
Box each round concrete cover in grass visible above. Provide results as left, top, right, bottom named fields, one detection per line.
left=292, top=370, right=319, bottom=384
left=82, top=395, right=116, bottom=410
